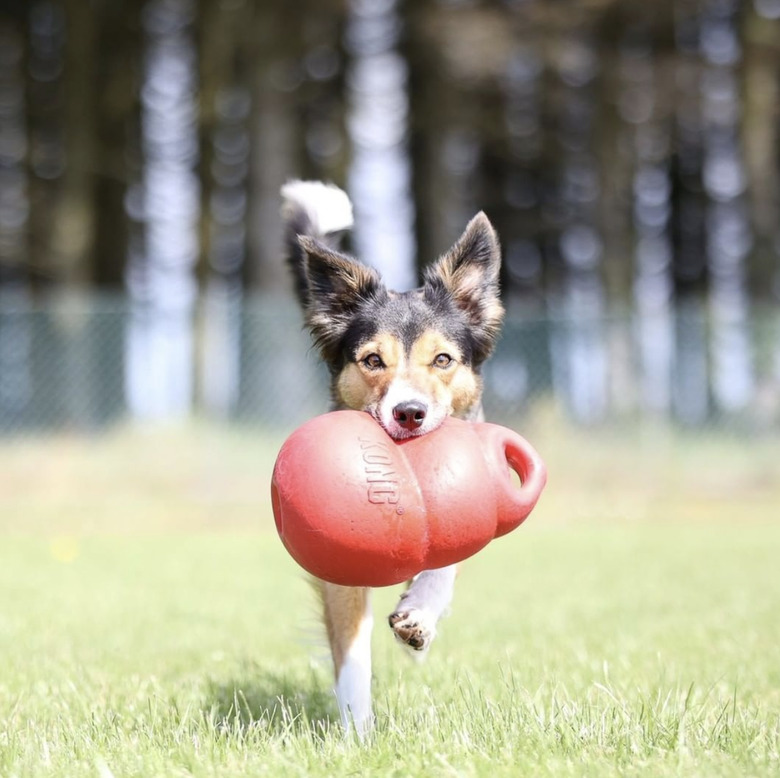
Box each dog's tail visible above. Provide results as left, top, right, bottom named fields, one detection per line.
left=280, top=180, right=354, bottom=307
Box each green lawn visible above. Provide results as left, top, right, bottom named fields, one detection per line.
left=0, top=423, right=779, bottom=776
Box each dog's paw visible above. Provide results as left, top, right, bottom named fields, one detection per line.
left=388, top=608, right=435, bottom=653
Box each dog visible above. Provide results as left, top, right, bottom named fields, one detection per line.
left=280, top=180, right=504, bottom=736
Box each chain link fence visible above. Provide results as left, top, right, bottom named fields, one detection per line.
left=1, top=294, right=779, bottom=436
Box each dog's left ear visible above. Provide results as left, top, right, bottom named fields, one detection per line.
left=298, top=236, right=386, bottom=364
left=424, top=212, right=504, bottom=363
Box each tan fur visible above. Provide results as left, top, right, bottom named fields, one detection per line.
left=435, top=257, right=504, bottom=344
left=408, top=331, right=480, bottom=417
left=335, top=330, right=480, bottom=418
left=335, top=334, right=402, bottom=410
left=357, top=333, right=404, bottom=367
left=437, top=262, right=483, bottom=302
left=316, top=580, right=370, bottom=676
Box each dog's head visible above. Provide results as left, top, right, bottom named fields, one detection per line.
left=299, top=213, right=503, bottom=439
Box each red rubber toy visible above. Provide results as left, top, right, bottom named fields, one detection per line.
left=271, top=410, right=547, bottom=587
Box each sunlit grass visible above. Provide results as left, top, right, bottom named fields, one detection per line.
left=1, top=527, right=779, bottom=776
left=0, top=421, right=779, bottom=775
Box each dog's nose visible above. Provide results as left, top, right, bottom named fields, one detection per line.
left=392, top=401, right=427, bottom=431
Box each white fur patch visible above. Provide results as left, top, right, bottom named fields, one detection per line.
left=378, top=379, right=447, bottom=439
left=281, top=180, right=353, bottom=236
left=335, top=596, right=374, bottom=737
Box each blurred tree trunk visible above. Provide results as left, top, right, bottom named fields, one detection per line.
left=92, top=0, right=141, bottom=289
left=27, top=0, right=65, bottom=286
left=345, top=0, right=416, bottom=291
left=241, top=0, right=348, bottom=425
left=700, top=0, right=754, bottom=415
left=245, top=0, right=347, bottom=293
left=615, top=5, right=676, bottom=419
left=406, top=0, right=488, bottom=271
left=245, top=1, right=303, bottom=292
left=494, top=3, right=546, bottom=313
left=124, top=0, right=200, bottom=420
left=36, top=0, right=97, bottom=427
left=0, top=8, right=29, bottom=288
left=58, top=0, right=95, bottom=287
left=742, top=3, right=780, bottom=293
left=26, top=0, right=95, bottom=289
left=198, top=0, right=252, bottom=416
left=0, top=8, right=33, bottom=423
left=546, top=12, right=608, bottom=424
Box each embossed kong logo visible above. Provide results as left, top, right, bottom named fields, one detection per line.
left=359, top=437, right=400, bottom=504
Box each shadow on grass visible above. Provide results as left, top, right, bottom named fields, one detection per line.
left=203, top=668, right=338, bottom=737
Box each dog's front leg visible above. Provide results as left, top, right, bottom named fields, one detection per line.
left=316, top=580, right=374, bottom=736
left=388, top=564, right=457, bottom=654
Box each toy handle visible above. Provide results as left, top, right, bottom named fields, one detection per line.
left=491, top=426, right=547, bottom=537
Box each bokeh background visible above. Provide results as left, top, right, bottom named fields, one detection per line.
left=2, top=6, right=779, bottom=772
left=1, top=0, right=780, bottom=436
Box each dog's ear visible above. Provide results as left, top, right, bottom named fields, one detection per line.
left=424, top=212, right=504, bottom=363
left=299, top=236, right=385, bottom=361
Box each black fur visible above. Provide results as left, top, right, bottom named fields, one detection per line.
left=283, top=202, right=350, bottom=309
left=297, top=237, right=385, bottom=370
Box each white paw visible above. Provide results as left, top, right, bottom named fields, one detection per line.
left=388, top=608, right=436, bottom=653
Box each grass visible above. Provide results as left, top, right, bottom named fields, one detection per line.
left=0, top=420, right=779, bottom=776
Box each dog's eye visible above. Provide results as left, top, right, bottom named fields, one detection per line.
left=433, top=353, right=453, bottom=368
left=362, top=353, right=384, bottom=370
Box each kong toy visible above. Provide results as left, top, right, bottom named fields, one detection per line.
left=271, top=411, right=546, bottom=587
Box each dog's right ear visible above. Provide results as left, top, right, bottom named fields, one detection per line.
left=299, top=237, right=385, bottom=361
left=423, top=212, right=504, bottom=365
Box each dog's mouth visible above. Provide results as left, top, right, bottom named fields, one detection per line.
left=374, top=408, right=446, bottom=441
left=382, top=423, right=430, bottom=441
left=369, top=382, right=448, bottom=441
